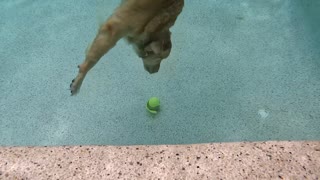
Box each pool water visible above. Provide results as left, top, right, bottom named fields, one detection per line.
left=0, top=0, right=319, bottom=146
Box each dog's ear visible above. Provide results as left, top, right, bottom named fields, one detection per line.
left=145, top=13, right=170, bottom=33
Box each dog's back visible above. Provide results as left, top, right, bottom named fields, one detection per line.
left=116, top=0, right=184, bottom=36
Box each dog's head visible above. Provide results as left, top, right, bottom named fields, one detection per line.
left=142, top=31, right=172, bottom=74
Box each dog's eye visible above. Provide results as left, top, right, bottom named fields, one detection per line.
left=162, top=41, right=172, bottom=50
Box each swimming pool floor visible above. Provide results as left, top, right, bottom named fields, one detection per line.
left=0, top=0, right=319, bottom=146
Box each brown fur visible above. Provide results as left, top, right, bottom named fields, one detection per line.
left=70, top=0, right=184, bottom=95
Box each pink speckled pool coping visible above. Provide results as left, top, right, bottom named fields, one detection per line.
left=0, top=141, right=319, bottom=179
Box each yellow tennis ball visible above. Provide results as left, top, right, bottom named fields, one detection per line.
left=146, top=97, right=160, bottom=114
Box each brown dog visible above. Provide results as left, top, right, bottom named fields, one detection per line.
left=70, top=0, right=184, bottom=95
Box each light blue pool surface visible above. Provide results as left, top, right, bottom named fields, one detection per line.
left=0, top=0, right=319, bottom=146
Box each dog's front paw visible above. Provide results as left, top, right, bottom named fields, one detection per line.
left=70, top=74, right=85, bottom=96
left=70, top=79, right=78, bottom=96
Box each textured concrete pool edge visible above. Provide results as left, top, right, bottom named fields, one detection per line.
left=0, top=141, right=319, bottom=179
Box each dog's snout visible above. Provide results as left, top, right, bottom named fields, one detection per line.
left=144, top=64, right=160, bottom=74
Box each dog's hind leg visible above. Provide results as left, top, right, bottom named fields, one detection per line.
left=70, top=17, right=127, bottom=95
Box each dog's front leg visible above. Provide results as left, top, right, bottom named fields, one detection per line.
left=70, top=17, right=126, bottom=95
